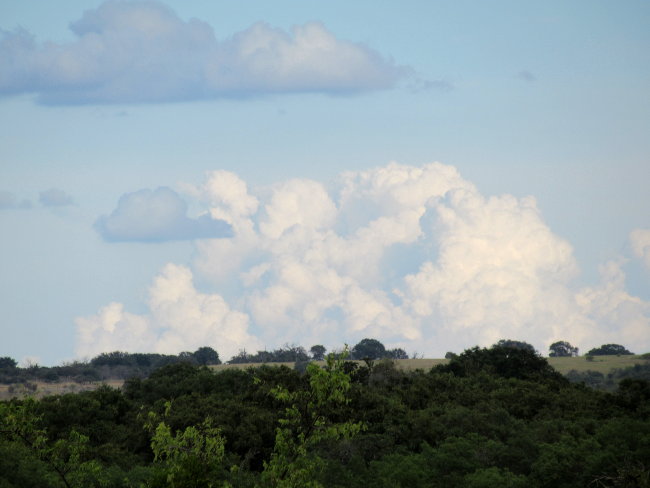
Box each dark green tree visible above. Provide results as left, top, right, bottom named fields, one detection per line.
left=0, top=357, right=18, bottom=369
left=0, top=399, right=106, bottom=487
left=261, top=350, right=364, bottom=487
left=387, top=348, right=409, bottom=360
left=193, top=346, right=221, bottom=366
left=228, top=349, right=252, bottom=364
left=493, top=339, right=536, bottom=353
left=442, top=344, right=564, bottom=381
left=587, top=344, right=633, bottom=356
left=549, top=341, right=579, bottom=357
left=145, top=402, right=228, bottom=487
left=310, top=345, right=327, bottom=361
left=351, top=338, right=386, bottom=360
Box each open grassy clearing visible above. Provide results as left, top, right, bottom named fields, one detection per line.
left=0, top=379, right=124, bottom=401
left=209, top=358, right=450, bottom=372
left=210, top=355, right=648, bottom=375
left=546, top=354, right=648, bottom=375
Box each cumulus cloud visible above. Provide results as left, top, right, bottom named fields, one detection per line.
left=0, top=1, right=408, bottom=105
left=95, top=186, right=232, bottom=242
left=630, top=228, right=650, bottom=271
left=0, top=191, right=32, bottom=209
left=76, top=162, right=650, bottom=359
left=39, top=188, right=74, bottom=207
left=75, top=264, right=262, bottom=360
left=575, top=259, right=650, bottom=350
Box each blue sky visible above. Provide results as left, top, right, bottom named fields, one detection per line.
left=1, top=0, right=649, bottom=365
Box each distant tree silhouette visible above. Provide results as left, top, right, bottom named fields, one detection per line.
left=351, top=338, right=386, bottom=360
left=310, top=345, right=327, bottom=361
left=587, top=344, right=633, bottom=356
left=386, top=348, right=409, bottom=360
left=0, top=357, right=17, bottom=369
left=193, top=346, right=221, bottom=365
left=494, top=339, right=536, bottom=353
left=549, top=341, right=579, bottom=357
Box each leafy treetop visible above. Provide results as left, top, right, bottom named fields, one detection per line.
left=549, top=341, right=579, bottom=357
left=587, top=344, right=633, bottom=356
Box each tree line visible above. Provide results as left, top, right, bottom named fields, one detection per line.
left=0, top=338, right=641, bottom=392
left=0, top=338, right=411, bottom=387
left=1, top=343, right=649, bottom=487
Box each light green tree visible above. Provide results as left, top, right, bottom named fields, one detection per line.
left=145, top=402, right=230, bottom=488
left=0, top=399, right=104, bottom=488
left=260, top=349, right=364, bottom=488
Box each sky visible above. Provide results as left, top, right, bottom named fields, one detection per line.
left=1, top=0, right=649, bottom=366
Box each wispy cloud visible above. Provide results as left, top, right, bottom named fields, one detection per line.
left=39, top=188, right=74, bottom=207
left=516, top=70, right=537, bottom=82
left=0, top=191, right=32, bottom=209
left=0, top=1, right=409, bottom=105
left=408, top=78, right=454, bottom=93
left=95, top=186, right=232, bottom=242
left=77, top=162, right=650, bottom=359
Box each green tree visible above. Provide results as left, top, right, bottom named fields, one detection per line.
left=193, top=346, right=221, bottom=366
left=0, top=356, right=18, bottom=369
left=494, top=339, right=536, bottom=353
left=309, top=345, right=326, bottom=361
left=0, top=399, right=105, bottom=487
left=386, top=348, right=409, bottom=360
left=549, top=341, right=579, bottom=357
left=146, top=402, right=228, bottom=488
left=463, top=467, right=527, bottom=488
left=442, top=345, right=563, bottom=382
left=587, top=344, right=634, bottom=356
left=261, top=350, right=364, bottom=487
left=351, top=338, right=386, bottom=360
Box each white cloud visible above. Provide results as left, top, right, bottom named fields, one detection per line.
left=0, top=1, right=407, bottom=105
left=75, top=264, right=262, bottom=360
left=630, top=228, right=650, bottom=271
left=259, top=179, right=337, bottom=239
left=401, top=189, right=590, bottom=351
left=182, top=170, right=261, bottom=283
left=95, top=186, right=232, bottom=242
left=575, top=260, right=650, bottom=352
left=76, top=161, right=650, bottom=360
left=76, top=302, right=156, bottom=358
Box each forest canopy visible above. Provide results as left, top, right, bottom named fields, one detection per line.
left=1, top=342, right=649, bottom=487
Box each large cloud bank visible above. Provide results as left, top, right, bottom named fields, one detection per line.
left=0, top=1, right=407, bottom=105
left=76, top=162, right=650, bottom=360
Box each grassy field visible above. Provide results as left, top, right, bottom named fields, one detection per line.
left=1, top=356, right=646, bottom=400
left=210, top=358, right=450, bottom=373
left=210, top=355, right=648, bottom=375
left=546, top=355, right=648, bottom=375
left=0, top=379, right=124, bottom=401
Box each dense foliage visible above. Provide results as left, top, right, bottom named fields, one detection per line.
left=587, top=344, right=634, bottom=356
left=548, top=341, right=579, bottom=357
left=0, top=348, right=221, bottom=386
left=228, top=345, right=310, bottom=364
left=566, top=362, right=650, bottom=391
left=2, top=345, right=649, bottom=487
